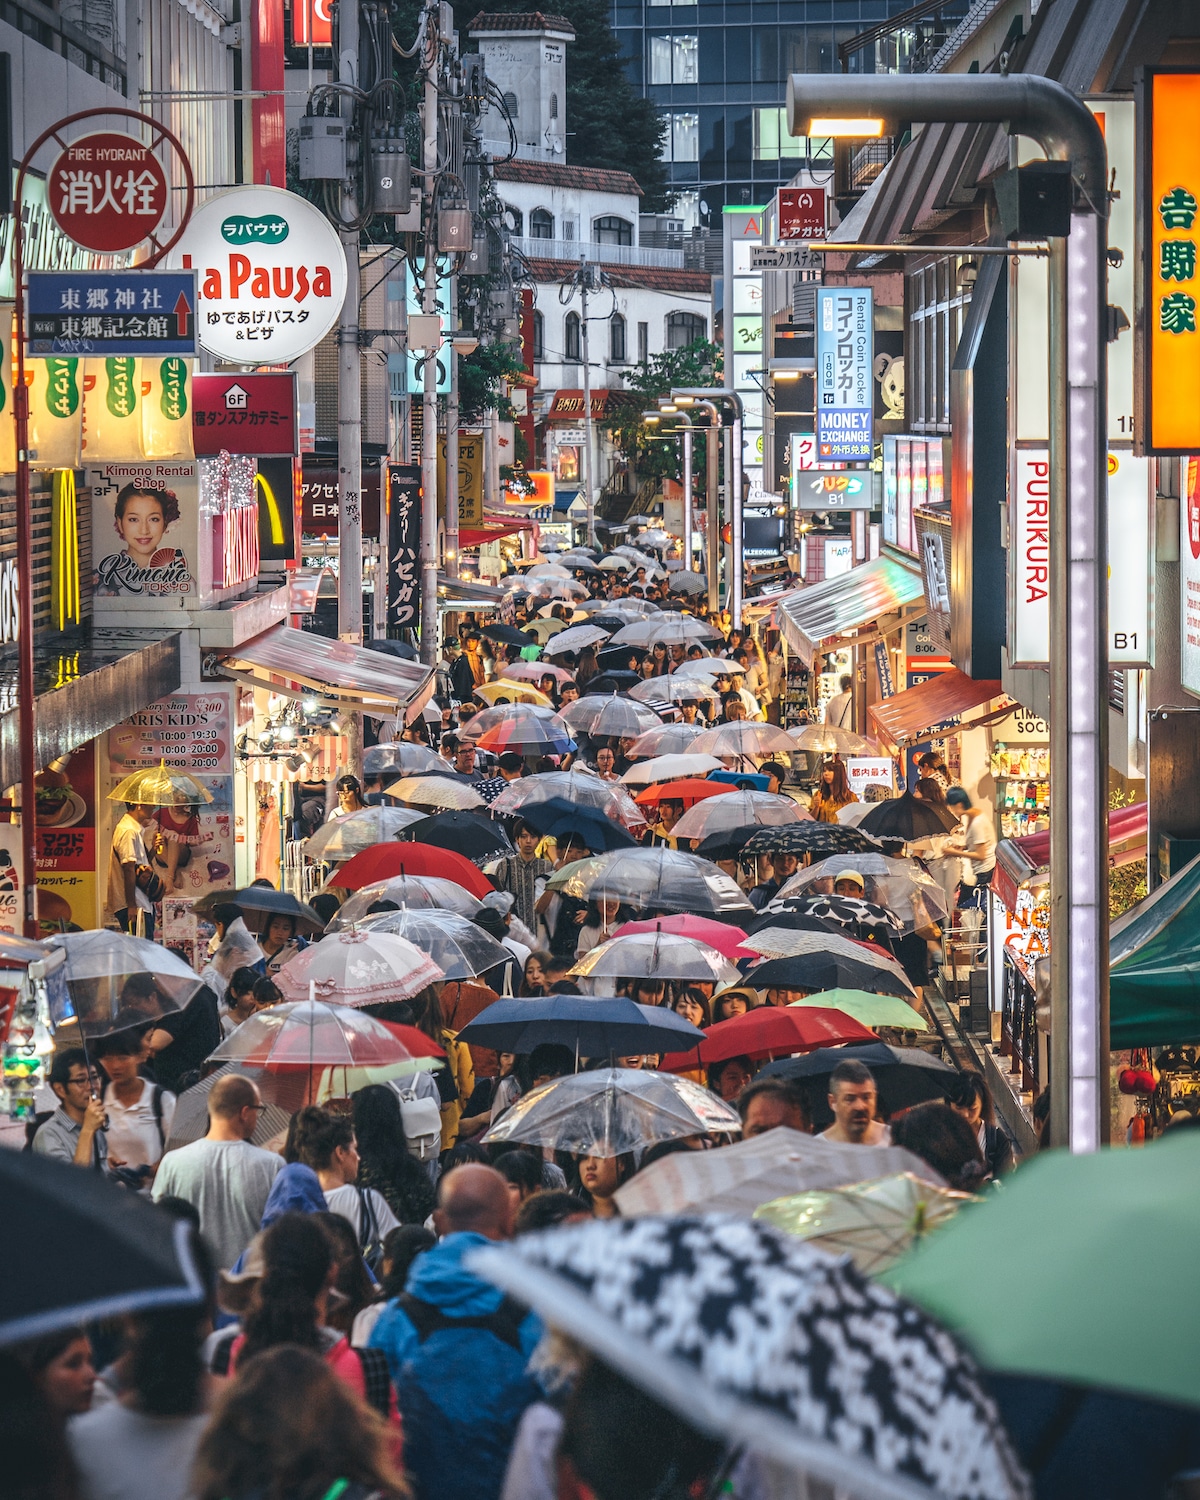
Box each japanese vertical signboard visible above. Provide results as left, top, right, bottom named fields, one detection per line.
left=1182, top=456, right=1200, bottom=695
left=1140, top=72, right=1200, bottom=453
left=816, top=287, right=872, bottom=461
left=386, top=462, right=421, bottom=630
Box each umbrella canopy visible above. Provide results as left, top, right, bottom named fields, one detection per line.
left=498, top=661, right=575, bottom=686
left=541, top=623, right=613, bottom=656
left=669, top=570, right=707, bottom=595
left=459, top=996, right=705, bottom=1059
left=776, top=892, right=905, bottom=936
left=459, top=703, right=560, bottom=743
left=634, top=778, right=733, bottom=810
left=362, top=742, right=447, bottom=776
left=775, top=854, right=949, bottom=931
left=514, top=796, right=638, bottom=853
left=744, top=910, right=843, bottom=939
left=858, top=792, right=959, bottom=839
left=163, top=1062, right=292, bottom=1150
left=788, top=988, right=929, bottom=1032
left=744, top=927, right=912, bottom=983
left=490, top=770, right=647, bottom=833
left=528, top=577, right=589, bottom=601
left=525, top=562, right=571, bottom=578
left=673, top=789, right=809, bottom=842
left=747, top=952, right=915, bottom=999
left=209, top=999, right=436, bottom=1088
left=693, top=826, right=763, bottom=863
left=303, top=806, right=426, bottom=862
left=585, top=670, right=643, bottom=695
left=273, top=928, right=444, bottom=1005
left=569, top=931, right=741, bottom=987
left=759, top=1042, right=959, bottom=1126
left=620, top=753, right=724, bottom=787
left=880, top=1129, right=1200, bottom=1411
left=48, top=931, right=202, bottom=1040
left=482, top=622, right=535, bottom=646
left=474, top=717, right=576, bottom=757
left=610, top=615, right=722, bottom=647
left=331, top=841, right=495, bottom=897
left=548, top=847, right=754, bottom=918
left=612, top=914, right=750, bottom=961
left=475, top=680, right=553, bottom=707
left=690, top=722, right=798, bottom=759
left=107, top=760, right=213, bottom=807
left=1, top=1150, right=207, bottom=1345
left=672, top=657, right=731, bottom=681
left=327, top=875, right=484, bottom=926
left=468, top=1217, right=1027, bottom=1500
left=628, top=676, right=720, bottom=709
left=482, top=1065, right=739, bottom=1155
left=194, top=886, right=325, bottom=936
left=522, top=616, right=568, bottom=644
left=791, top=724, right=881, bottom=756
left=385, top=774, right=487, bottom=812
left=741, top=822, right=880, bottom=859
left=355, top=908, right=509, bottom=981
left=672, top=1005, right=875, bottom=1065
left=627, top=723, right=710, bottom=757
left=559, top=694, right=662, bottom=739
left=404, top=810, right=514, bottom=863
left=756, top=1172, right=974, bottom=1275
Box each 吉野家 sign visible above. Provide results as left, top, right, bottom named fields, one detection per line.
left=792, top=469, right=875, bottom=510
left=27, top=272, right=197, bottom=356
left=816, top=287, right=873, bottom=462
left=192, top=373, right=298, bottom=457
left=169, top=185, right=348, bottom=364
left=48, top=133, right=169, bottom=254
left=777, top=187, right=826, bottom=241
left=1140, top=71, right=1200, bottom=454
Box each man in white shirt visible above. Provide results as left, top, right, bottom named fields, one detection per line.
left=945, top=787, right=997, bottom=884
left=152, top=1074, right=282, bottom=1268
left=94, top=1031, right=176, bottom=1187
left=823, top=674, right=854, bottom=730
left=819, top=1060, right=891, bottom=1146
left=108, top=802, right=156, bottom=937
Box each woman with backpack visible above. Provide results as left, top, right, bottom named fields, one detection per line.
left=351, top=1087, right=437, bottom=1228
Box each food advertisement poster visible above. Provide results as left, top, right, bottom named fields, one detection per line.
left=36, top=743, right=97, bottom=931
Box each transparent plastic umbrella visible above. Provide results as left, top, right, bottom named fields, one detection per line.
left=481, top=1066, right=740, bottom=1156
left=385, top=774, right=487, bottom=811
left=355, top=907, right=510, bottom=981
left=302, top=806, right=426, bottom=862
left=569, top=931, right=740, bottom=987
left=362, top=742, right=447, bottom=777
left=690, top=722, right=799, bottom=759
left=609, top=615, right=722, bottom=648
left=791, top=724, right=882, bottom=756
left=626, top=723, right=710, bottom=757
left=47, top=931, right=202, bottom=1040
left=559, top=695, right=662, bottom=739
left=489, top=770, right=647, bottom=833
left=547, top=847, right=754, bottom=917
left=107, top=760, right=213, bottom=807
left=272, top=928, right=444, bottom=1006
left=459, top=703, right=560, bottom=744
left=576, top=598, right=659, bottom=619
left=327, top=875, right=484, bottom=927
left=628, top=675, right=720, bottom=709
left=475, top=717, right=576, bottom=756
left=671, top=657, right=730, bottom=680
left=619, top=752, right=724, bottom=786
left=672, top=790, right=810, bottom=842
left=541, top=623, right=613, bottom=656
left=775, top=853, right=950, bottom=930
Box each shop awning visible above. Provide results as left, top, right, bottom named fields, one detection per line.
left=436, top=574, right=507, bottom=611
left=1111, top=850, right=1200, bottom=1048
left=993, top=803, right=1148, bottom=914
left=222, top=624, right=434, bottom=724
left=460, top=517, right=535, bottom=547
left=775, top=557, right=924, bottom=658
left=868, top=668, right=1005, bottom=752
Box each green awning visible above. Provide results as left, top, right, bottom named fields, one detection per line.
left=1111, top=852, right=1200, bottom=1047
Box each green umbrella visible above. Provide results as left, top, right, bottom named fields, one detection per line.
left=880, top=1132, right=1200, bottom=1409
left=787, top=989, right=929, bottom=1033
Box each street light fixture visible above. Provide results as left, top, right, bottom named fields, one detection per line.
left=786, top=71, right=1109, bottom=1154
left=672, top=388, right=746, bottom=629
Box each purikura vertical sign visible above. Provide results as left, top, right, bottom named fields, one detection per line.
left=1011, top=451, right=1051, bottom=665
left=1181, top=456, right=1200, bottom=696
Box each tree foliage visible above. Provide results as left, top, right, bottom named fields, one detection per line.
left=604, top=339, right=721, bottom=482
left=457, top=339, right=526, bottom=424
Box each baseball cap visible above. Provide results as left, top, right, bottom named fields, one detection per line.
left=834, top=870, right=865, bottom=889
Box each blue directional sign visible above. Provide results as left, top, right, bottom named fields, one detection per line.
left=816, top=286, right=873, bottom=462
left=27, top=271, right=198, bottom=356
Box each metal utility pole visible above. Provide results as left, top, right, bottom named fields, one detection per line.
left=336, top=0, right=362, bottom=651
left=786, top=72, right=1109, bottom=1152
left=445, top=340, right=460, bottom=578
left=579, top=261, right=597, bottom=547
left=418, top=1, right=442, bottom=665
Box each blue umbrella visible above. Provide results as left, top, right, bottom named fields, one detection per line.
left=457, top=994, right=704, bottom=1057
left=515, top=796, right=638, bottom=852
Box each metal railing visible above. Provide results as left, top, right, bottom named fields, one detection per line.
left=513, top=236, right=685, bottom=270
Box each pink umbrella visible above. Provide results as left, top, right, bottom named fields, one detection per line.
left=274, top=929, right=443, bottom=1006
left=613, top=913, right=754, bottom=962
left=498, top=662, right=575, bottom=687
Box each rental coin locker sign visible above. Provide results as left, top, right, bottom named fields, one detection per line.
left=816, top=286, right=872, bottom=462
left=169, top=185, right=348, bottom=364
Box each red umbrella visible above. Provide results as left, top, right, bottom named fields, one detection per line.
left=635, top=779, right=734, bottom=810
left=661, top=1006, right=874, bottom=1069
left=378, top=1019, right=446, bottom=1059
left=613, top=914, right=752, bottom=962
left=333, top=840, right=495, bottom=897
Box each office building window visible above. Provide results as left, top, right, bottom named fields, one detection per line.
left=649, top=33, right=698, bottom=84
left=530, top=207, right=555, bottom=239
left=753, top=107, right=813, bottom=161
left=532, top=310, right=544, bottom=361
left=670, top=112, right=699, bottom=163
left=638, top=321, right=649, bottom=363
left=565, top=311, right=581, bottom=362
left=666, top=311, right=706, bottom=348
left=594, top=215, right=633, bottom=246
left=610, top=313, right=627, bottom=363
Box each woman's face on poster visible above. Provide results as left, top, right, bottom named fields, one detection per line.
left=117, top=495, right=167, bottom=563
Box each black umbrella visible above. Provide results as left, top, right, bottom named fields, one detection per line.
left=363, top=637, right=419, bottom=661
left=1, top=1151, right=205, bottom=1344
left=458, top=995, right=704, bottom=1057
left=516, top=796, right=639, bottom=853
left=482, top=622, right=536, bottom=647
left=858, top=791, right=959, bottom=839
left=742, top=823, right=881, bottom=858
left=694, top=826, right=761, bottom=862
left=586, top=671, right=642, bottom=694
left=192, top=886, right=325, bottom=936
left=759, top=1041, right=959, bottom=1127
left=405, top=811, right=513, bottom=863
left=747, top=952, right=913, bottom=998
left=590, top=615, right=638, bottom=634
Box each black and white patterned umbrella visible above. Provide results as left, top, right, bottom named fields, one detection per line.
left=741, top=822, right=881, bottom=858
left=468, top=1216, right=1030, bottom=1500
left=777, top=892, right=905, bottom=934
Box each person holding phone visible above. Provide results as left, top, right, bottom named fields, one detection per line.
left=31, top=1049, right=109, bottom=1170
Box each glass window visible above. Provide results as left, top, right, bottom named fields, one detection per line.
left=650, top=33, right=697, bottom=84
left=753, top=107, right=807, bottom=161
left=650, top=35, right=673, bottom=83
left=530, top=207, right=555, bottom=239
left=610, top=313, right=627, bottom=363
left=532, top=310, right=544, bottom=361
left=671, top=112, right=699, bottom=162
left=563, top=219, right=577, bottom=241
left=549, top=92, right=558, bottom=119
left=638, top=321, right=649, bottom=363
left=594, top=215, right=633, bottom=245
left=666, top=311, right=706, bottom=348
left=565, top=311, right=581, bottom=362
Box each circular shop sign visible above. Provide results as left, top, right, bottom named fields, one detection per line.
left=48, top=132, right=170, bottom=254
left=167, top=185, right=348, bottom=365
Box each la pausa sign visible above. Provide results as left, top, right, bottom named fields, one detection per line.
left=170, top=186, right=347, bottom=365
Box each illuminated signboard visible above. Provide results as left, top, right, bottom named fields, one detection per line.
left=816, top=287, right=872, bottom=461
left=791, top=468, right=876, bottom=510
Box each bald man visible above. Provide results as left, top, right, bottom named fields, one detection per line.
left=151, top=1073, right=282, bottom=1268
left=370, top=1163, right=542, bottom=1500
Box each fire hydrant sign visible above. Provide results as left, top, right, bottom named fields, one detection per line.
left=48, top=133, right=169, bottom=253
left=27, top=271, right=198, bottom=356
left=168, top=185, right=347, bottom=364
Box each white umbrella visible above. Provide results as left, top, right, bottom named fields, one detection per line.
left=386, top=774, right=486, bottom=811
left=541, top=623, right=613, bottom=656
left=673, top=790, right=809, bottom=841
left=610, top=616, right=721, bottom=648
left=792, top=724, right=882, bottom=756
left=302, top=806, right=426, bottom=862
left=525, top=562, right=572, bottom=578
left=620, top=752, right=724, bottom=786
left=670, top=657, right=731, bottom=680
left=273, top=928, right=444, bottom=1006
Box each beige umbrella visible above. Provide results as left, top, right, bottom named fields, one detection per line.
left=108, top=760, right=213, bottom=806
left=385, top=774, right=486, bottom=811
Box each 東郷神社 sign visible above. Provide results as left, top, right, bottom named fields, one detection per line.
left=26, top=271, right=197, bottom=356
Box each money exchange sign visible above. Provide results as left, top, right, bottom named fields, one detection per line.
left=816, top=287, right=873, bottom=461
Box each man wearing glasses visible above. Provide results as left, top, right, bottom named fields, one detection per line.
left=152, top=1073, right=282, bottom=1268
left=32, top=1049, right=108, bottom=1170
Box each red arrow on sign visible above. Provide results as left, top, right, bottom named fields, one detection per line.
left=174, top=292, right=192, bottom=338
